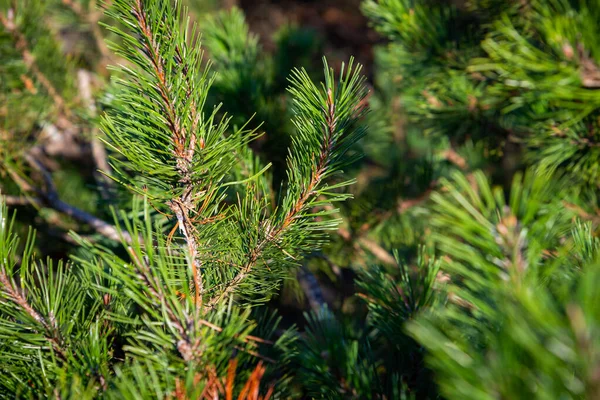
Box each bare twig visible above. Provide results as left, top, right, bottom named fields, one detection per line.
left=2, top=195, right=41, bottom=207
left=324, top=201, right=397, bottom=267
left=5, top=155, right=132, bottom=244
left=397, top=188, right=434, bottom=214
left=579, top=43, right=600, bottom=88
left=357, top=236, right=397, bottom=266
left=440, top=147, right=468, bottom=170
left=563, top=201, right=600, bottom=225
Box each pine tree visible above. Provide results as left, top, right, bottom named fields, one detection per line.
left=292, top=0, right=600, bottom=398
left=0, top=0, right=368, bottom=396
left=3, top=0, right=600, bottom=398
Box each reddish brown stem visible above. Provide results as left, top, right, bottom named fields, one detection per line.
left=131, top=0, right=203, bottom=308
left=206, top=89, right=339, bottom=309
left=0, top=271, right=67, bottom=360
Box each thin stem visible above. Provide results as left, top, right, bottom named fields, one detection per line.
left=5, top=155, right=132, bottom=244
left=0, top=270, right=68, bottom=361
left=206, top=89, right=339, bottom=309
left=131, top=0, right=203, bottom=308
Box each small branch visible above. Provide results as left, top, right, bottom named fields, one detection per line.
left=128, top=247, right=272, bottom=363
left=397, top=188, right=434, bottom=214
left=297, top=265, right=327, bottom=310
left=440, top=148, right=468, bottom=170
left=0, top=11, right=70, bottom=118
left=336, top=224, right=396, bottom=267
left=127, top=248, right=191, bottom=347
left=357, top=236, right=397, bottom=266
left=2, top=195, right=41, bottom=207
left=580, top=44, right=600, bottom=89
left=206, top=88, right=340, bottom=310
left=325, top=202, right=397, bottom=267
left=27, top=154, right=131, bottom=242
left=563, top=201, right=600, bottom=225
left=6, top=155, right=132, bottom=244
left=0, top=270, right=67, bottom=360
left=169, top=197, right=203, bottom=309
left=131, top=0, right=204, bottom=308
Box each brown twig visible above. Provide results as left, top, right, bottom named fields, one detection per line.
left=6, top=155, right=132, bottom=244
left=2, top=195, right=41, bottom=207
left=324, top=201, right=397, bottom=267
left=357, top=236, right=397, bottom=266
left=397, top=188, right=434, bottom=214
left=440, top=147, right=468, bottom=170
left=563, top=201, right=600, bottom=225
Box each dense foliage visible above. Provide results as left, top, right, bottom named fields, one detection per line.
left=1, top=0, right=599, bottom=398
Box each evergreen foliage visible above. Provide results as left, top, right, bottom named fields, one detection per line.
left=0, top=0, right=366, bottom=397
left=1, top=0, right=600, bottom=398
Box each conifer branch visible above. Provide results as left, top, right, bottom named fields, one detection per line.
left=128, top=246, right=272, bottom=362
left=206, top=102, right=337, bottom=309
left=125, top=0, right=205, bottom=307
left=127, top=247, right=196, bottom=361
left=0, top=11, right=69, bottom=118
left=206, top=77, right=362, bottom=309
left=0, top=270, right=67, bottom=361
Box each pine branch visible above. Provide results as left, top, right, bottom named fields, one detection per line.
left=127, top=246, right=196, bottom=361
left=0, top=270, right=68, bottom=361
left=0, top=10, right=70, bottom=118
left=127, top=246, right=273, bottom=362
left=205, top=90, right=338, bottom=309
left=107, top=0, right=213, bottom=308
left=206, top=61, right=367, bottom=308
